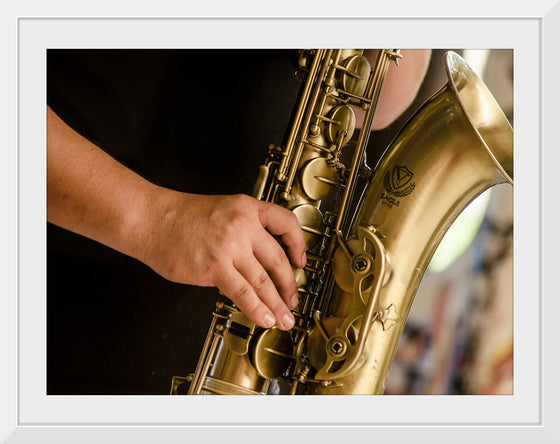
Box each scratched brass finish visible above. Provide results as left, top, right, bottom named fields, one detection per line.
left=172, top=50, right=513, bottom=396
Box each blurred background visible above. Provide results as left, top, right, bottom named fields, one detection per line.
left=378, top=49, right=514, bottom=395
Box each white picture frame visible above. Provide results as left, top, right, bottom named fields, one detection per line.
left=2, top=2, right=559, bottom=443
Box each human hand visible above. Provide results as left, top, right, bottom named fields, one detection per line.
left=137, top=191, right=307, bottom=331
left=47, top=107, right=305, bottom=330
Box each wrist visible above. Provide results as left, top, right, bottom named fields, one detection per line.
left=114, top=179, right=166, bottom=262
left=120, top=183, right=196, bottom=269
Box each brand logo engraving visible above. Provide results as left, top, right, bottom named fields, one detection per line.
left=392, top=166, right=414, bottom=190
left=383, top=165, right=415, bottom=197
left=381, top=165, right=416, bottom=209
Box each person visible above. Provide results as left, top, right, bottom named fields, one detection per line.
left=47, top=49, right=430, bottom=394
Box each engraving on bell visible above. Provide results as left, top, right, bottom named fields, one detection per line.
left=327, top=105, right=355, bottom=146
left=392, top=165, right=414, bottom=190
left=376, top=304, right=401, bottom=331
left=292, top=204, right=325, bottom=250
left=339, top=55, right=371, bottom=97
left=300, top=157, right=339, bottom=201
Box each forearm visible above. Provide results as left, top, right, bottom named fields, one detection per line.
left=363, top=49, right=432, bottom=130
left=47, top=105, right=157, bottom=259
left=47, top=106, right=305, bottom=330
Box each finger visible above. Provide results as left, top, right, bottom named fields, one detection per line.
left=257, top=202, right=307, bottom=268
left=215, top=266, right=276, bottom=329
left=252, top=228, right=299, bottom=309
left=235, top=255, right=295, bottom=331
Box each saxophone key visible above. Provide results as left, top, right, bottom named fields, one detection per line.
left=251, top=328, right=294, bottom=379
left=325, top=105, right=356, bottom=146
left=292, top=204, right=325, bottom=250
left=299, top=157, right=340, bottom=201
left=335, top=54, right=371, bottom=97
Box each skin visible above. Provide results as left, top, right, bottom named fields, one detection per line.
left=361, top=49, right=432, bottom=130
left=47, top=49, right=431, bottom=332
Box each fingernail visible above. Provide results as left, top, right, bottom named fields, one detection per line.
left=291, top=293, right=299, bottom=309
left=301, top=252, right=307, bottom=267
left=282, top=313, right=295, bottom=330
left=263, top=313, right=275, bottom=328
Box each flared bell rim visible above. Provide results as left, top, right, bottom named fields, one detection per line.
left=444, top=51, right=513, bottom=185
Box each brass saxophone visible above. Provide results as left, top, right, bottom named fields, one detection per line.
left=171, top=49, right=513, bottom=395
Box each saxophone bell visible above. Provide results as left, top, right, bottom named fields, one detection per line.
left=307, top=50, right=512, bottom=394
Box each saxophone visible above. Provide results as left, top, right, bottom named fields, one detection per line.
left=171, top=49, right=513, bottom=395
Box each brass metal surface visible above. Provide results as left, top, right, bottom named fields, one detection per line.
left=252, top=328, right=294, bottom=379
left=292, top=204, right=325, bottom=250
left=307, top=51, right=512, bottom=394
left=326, top=105, right=356, bottom=145
left=339, top=55, right=371, bottom=96
left=173, top=50, right=513, bottom=396
left=300, top=157, right=339, bottom=201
